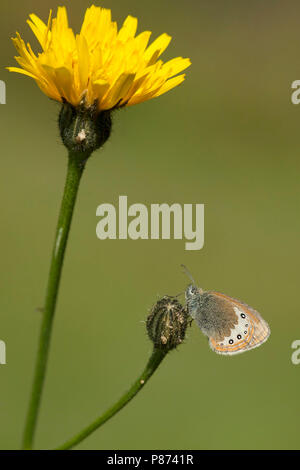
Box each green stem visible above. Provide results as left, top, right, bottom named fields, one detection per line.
left=22, top=153, right=86, bottom=450
left=56, top=348, right=167, bottom=450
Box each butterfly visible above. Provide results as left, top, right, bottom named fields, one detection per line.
left=182, top=266, right=270, bottom=355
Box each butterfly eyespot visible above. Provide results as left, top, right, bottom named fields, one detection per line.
left=245, top=323, right=248, bottom=327
left=244, top=331, right=247, bottom=334
left=237, top=334, right=242, bottom=339
left=229, top=339, right=234, bottom=344
left=241, top=313, right=246, bottom=318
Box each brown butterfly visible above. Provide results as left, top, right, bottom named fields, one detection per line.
left=183, top=266, right=270, bottom=355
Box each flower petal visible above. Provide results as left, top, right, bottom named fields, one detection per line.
left=144, top=33, right=172, bottom=63
left=153, top=74, right=186, bottom=98
left=102, top=72, right=136, bottom=109
left=8, top=6, right=190, bottom=109
left=76, top=34, right=90, bottom=92
left=118, top=15, right=138, bottom=42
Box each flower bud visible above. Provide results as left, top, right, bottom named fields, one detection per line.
left=146, top=296, right=188, bottom=351
left=58, top=99, right=112, bottom=158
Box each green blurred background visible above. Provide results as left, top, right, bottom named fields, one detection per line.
left=0, top=0, right=299, bottom=450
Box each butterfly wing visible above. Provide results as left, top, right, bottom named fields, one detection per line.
left=208, top=291, right=270, bottom=355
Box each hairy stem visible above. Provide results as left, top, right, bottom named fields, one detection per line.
left=22, top=153, right=86, bottom=450
left=56, top=348, right=167, bottom=450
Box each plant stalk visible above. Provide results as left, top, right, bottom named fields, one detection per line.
left=22, top=153, right=86, bottom=450
left=56, top=348, right=167, bottom=450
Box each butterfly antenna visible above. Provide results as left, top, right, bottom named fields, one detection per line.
left=174, top=291, right=184, bottom=298
left=181, top=264, right=197, bottom=285
left=164, top=291, right=184, bottom=299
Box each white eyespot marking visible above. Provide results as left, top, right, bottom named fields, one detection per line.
left=219, top=306, right=250, bottom=347
left=209, top=294, right=270, bottom=355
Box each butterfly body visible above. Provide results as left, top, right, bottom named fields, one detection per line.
left=185, top=284, right=270, bottom=355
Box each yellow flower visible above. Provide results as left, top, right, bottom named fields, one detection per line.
left=7, top=5, right=191, bottom=111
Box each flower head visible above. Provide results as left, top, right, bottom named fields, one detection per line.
left=147, top=296, right=188, bottom=351
left=7, top=5, right=191, bottom=111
